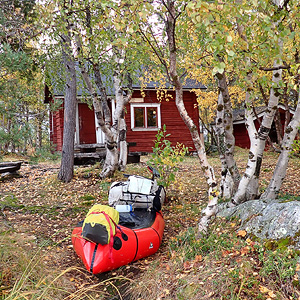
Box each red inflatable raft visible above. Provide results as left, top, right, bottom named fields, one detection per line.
left=72, top=210, right=165, bottom=274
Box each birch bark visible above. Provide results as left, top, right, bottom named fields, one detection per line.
left=75, top=35, right=132, bottom=178
left=101, top=73, right=130, bottom=178
left=118, top=109, right=127, bottom=171
left=164, top=0, right=218, bottom=235
left=261, top=91, right=300, bottom=199
left=215, top=91, right=231, bottom=198
left=232, top=57, right=283, bottom=204
left=216, top=70, right=240, bottom=198
left=232, top=0, right=283, bottom=204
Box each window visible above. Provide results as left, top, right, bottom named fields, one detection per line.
left=130, top=103, right=161, bottom=131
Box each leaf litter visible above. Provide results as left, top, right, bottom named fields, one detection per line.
left=1, top=149, right=300, bottom=299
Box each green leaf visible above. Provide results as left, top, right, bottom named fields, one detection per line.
left=227, top=35, right=233, bottom=43
left=227, top=50, right=235, bottom=57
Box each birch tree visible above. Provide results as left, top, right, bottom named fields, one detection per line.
left=261, top=91, right=300, bottom=199
left=136, top=0, right=220, bottom=234
left=41, top=0, right=148, bottom=179
left=188, top=0, right=300, bottom=233
left=136, top=0, right=300, bottom=234
left=228, top=0, right=283, bottom=205
left=70, top=1, right=147, bottom=178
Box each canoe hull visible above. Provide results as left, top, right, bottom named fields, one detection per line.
left=72, top=212, right=165, bottom=274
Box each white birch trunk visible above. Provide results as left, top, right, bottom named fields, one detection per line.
left=261, top=91, right=300, bottom=199
left=230, top=88, right=257, bottom=204
left=164, top=1, right=218, bottom=235
left=102, top=69, right=132, bottom=177
left=232, top=54, right=283, bottom=204
left=75, top=36, right=113, bottom=141
left=76, top=36, right=131, bottom=178
left=118, top=110, right=127, bottom=171
left=215, top=69, right=240, bottom=198
left=215, top=92, right=233, bottom=199
left=232, top=1, right=283, bottom=204
left=93, top=63, right=112, bottom=128
left=101, top=74, right=124, bottom=177
left=79, top=61, right=118, bottom=178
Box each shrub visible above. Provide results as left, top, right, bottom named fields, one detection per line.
left=147, top=125, right=189, bottom=190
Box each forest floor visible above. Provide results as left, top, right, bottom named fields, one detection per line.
left=1, top=147, right=300, bottom=300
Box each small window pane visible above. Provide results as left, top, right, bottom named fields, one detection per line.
left=134, top=107, right=145, bottom=127
left=147, top=107, right=157, bottom=127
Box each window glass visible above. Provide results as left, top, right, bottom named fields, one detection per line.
left=131, top=103, right=160, bottom=130
left=134, top=107, right=144, bottom=127
left=147, top=107, right=157, bottom=127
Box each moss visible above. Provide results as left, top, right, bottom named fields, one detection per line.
left=293, top=230, right=300, bottom=238
left=264, top=237, right=294, bottom=251
left=277, top=237, right=294, bottom=248
left=264, top=240, right=278, bottom=250
left=292, top=280, right=300, bottom=289
left=79, top=194, right=96, bottom=201
left=279, top=194, right=300, bottom=203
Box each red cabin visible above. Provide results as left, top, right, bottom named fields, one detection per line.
left=45, top=80, right=205, bottom=159
left=233, top=105, right=295, bottom=149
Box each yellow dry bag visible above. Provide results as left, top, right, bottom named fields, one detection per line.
left=82, top=204, right=119, bottom=245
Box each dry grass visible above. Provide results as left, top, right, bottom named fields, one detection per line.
left=1, top=148, right=300, bottom=299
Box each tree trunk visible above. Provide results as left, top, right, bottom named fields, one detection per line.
left=5, top=119, right=11, bottom=152
left=75, top=35, right=122, bottom=178
left=118, top=109, right=127, bottom=171
left=93, top=63, right=112, bottom=127
left=57, top=32, right=77, bottom=183
left=284, top=96, right=291, bottom=132
left=274, top=108, right=283, bottom=145
left=216, top=69, right=240, bottom=198
left=232, top=1, right=283, bottom=204
left=261, top=90, right=300, bottom=199
left=36, top=114, right=43, bottom=149
left=101, top=72, right=132, bottom=178
left=164, top=0, right=218, bottom=235
left=215, top=91, right=233, bottom=199
left=232, top=51, right=283, bottom=204
left=77, top=58, right=118, bottom=179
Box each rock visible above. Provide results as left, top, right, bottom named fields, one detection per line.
left=217, top=199, right=300, bottom=248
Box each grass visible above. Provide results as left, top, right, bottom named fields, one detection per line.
left=1, top=148, right=300, bottom=299
left=128, top=218, right=300, bottom=299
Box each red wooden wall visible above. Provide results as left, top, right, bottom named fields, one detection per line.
left=233, top=121, right=260, bottom=149
left=233, top=108, right=293, bottom=149
left=50, top=104, right=64, bottom=152
left=125, top=90, right=199, bottom=153
left=48, top=90, right=200, bottom=153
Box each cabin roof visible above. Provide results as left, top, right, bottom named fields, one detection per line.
left=45, top=67, right=206, bottom=101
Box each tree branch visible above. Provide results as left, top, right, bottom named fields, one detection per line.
left=138, top=25, right=171, bottom=82
left=259, top=65, right=290, bottom=72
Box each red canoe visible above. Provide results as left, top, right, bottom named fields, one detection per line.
left=72, top=210, right=165, bottom=274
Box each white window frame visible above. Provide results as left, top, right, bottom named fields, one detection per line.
left=130, top=103, right=161, bottom=131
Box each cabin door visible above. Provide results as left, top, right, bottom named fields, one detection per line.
left=77, top=103, right=96, bottom=144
